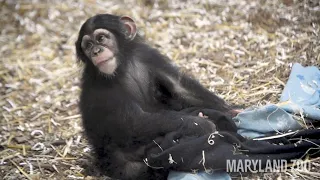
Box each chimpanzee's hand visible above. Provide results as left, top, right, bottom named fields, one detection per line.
left=180, top=108, right=238, bottom=132
left=180, top=116, right=216, bottom=137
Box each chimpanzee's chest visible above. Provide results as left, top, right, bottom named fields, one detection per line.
left=123, top=61, right=153, bottom=103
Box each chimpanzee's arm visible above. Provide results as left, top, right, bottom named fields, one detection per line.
left=81, top=95, right=216, bottom=143
left=128, top=103, right=216, bottom=138
left=154, top=62, right=231, bottom=112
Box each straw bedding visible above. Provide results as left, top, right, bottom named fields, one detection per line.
left=0, top=0, right=319, bottom=179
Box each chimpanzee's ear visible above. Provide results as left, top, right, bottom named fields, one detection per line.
left=120, top=16, right=137, bottom=41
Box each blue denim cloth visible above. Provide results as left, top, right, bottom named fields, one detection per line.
left=168, top=63, right=320, bottom=180
left=234, top=104, right=303, bottom=138
left=279, top=63, right=320, bottom=120
left=168, top=171, right=231, bottom=180
left=235, top=63, right=320, bottom=138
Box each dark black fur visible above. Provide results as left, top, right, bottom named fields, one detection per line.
left=76, top=14, right=233, bottom=180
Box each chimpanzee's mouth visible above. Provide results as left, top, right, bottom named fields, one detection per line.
left=96, top=57, right=114, bottom=66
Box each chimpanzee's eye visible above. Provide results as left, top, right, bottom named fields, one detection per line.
left=86, top=42, right=93, bottom=49
left=98, top=34, right=111, bottom=43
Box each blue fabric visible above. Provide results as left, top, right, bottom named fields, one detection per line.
left=168, top=63, right=320, bottom=180
left=279, top=63, right=320, bottom=120
left=234, top=104, right=303, bottom=138
left=168, top=171, right=231, bottom=180
left=234, top=63, right=320, bottom=139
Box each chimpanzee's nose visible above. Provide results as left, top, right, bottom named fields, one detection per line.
left=93, top=46, right=102, bottom=55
